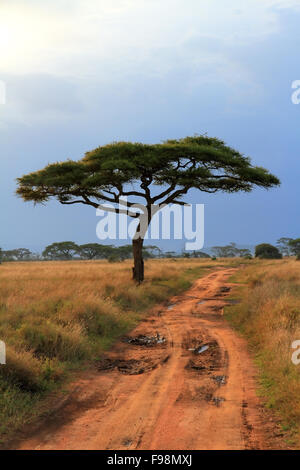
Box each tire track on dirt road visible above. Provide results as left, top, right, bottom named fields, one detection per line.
left=12, top=268, right=281, bottom=450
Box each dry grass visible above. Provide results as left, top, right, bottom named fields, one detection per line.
left=0, top=257, right=225, bottom=441
left=225, top=258, right=300, bottom=446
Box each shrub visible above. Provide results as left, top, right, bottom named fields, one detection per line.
left=18, top=323, right=88, bottom=361
left=0, top=346, right=58, bottom=392
left=255, top=243, right=282, bottom=259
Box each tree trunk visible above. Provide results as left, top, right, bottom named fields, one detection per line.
left=132, top=237, right=144, bottom=283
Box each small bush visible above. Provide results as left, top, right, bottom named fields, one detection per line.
left=255, top=243, right=282, bottom=259
left=0, top=347, right=53, bottom=392
left=19, top=323, right=88, bottom=361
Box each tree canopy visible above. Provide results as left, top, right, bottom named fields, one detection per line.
left=16, top=136, right=280, bottom=281
left=255, top=243, right=282, bottom=259
left=78, top=243, right=114, bottom=260
left=17, top=137, right=280, bottom=210
left=42, top=241, right=79, bottom=260
left=276, top=237, right=293, bottom=256
left=211, top=243, right=252, bottom=258
left=288, top=238, right=300, bottom=256
left=0, top=248, right=34, bottom=261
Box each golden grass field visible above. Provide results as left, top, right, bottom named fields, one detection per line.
left=225, top=258, right=300, bottom=445
left=0, top=258, right=221, bottom=441
left=0, top=257, right=299, bottom=445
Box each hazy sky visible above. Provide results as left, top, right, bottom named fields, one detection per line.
left=1, top=0, right=300, bottom=251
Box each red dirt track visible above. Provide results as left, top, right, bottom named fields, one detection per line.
left=15, top=268, right=282, bottom=450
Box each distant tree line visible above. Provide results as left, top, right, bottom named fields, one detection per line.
left=1, top=237, right=299, bottom=262
left=252, top=238, right=300, bottom=260
left=276, top=237, right=300, bottom=257
left=210, top=242, right=252, bottom=259
left=0, top=248, right=41, bottom=262
left=255, top=238, right=300, bottom=260
left=0, top=242, right=210, bottom=262
left=0, top=243, right=157, bottom=262
left=210, top=238, right=300, bottom=260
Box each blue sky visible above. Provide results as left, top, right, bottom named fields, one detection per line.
left=0, top=0, right=299, bottom=252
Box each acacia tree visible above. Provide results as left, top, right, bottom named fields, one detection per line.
left=0, top=248, right=33, bottom=261
left=211, top=243, right=252, bottom=258
left=16, top=136, right=280, bottom=282
left=211, top=242, right=239, bottom=258
left=276, top=237, right=293, bottom=256
left=78, top=243, right=114, bottom=260
left=42, top=241, right=79, bottom=260
left=289, top=238, right=300, bottom=257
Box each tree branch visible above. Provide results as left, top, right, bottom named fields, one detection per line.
left=61, top=196, right=140, bottom=218
left=159, top=187, right=190, bottom=205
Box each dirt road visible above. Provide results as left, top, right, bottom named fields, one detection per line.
left=15, top=268, right=281, bottom=450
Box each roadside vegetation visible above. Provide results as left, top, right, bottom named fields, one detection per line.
left=0, top=257, right=235, bottom=443
left=225, top=258, right=300, bottom=446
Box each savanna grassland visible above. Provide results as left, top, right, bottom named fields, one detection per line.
left=225, top=258, right=300, bottom=446
left=1, top=257, right=300, bottom=448
left=0, top=257, right=226, bottom=442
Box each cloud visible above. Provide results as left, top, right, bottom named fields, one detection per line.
left=1, top=0, right=300, bottom=126
left=1, top=0, right=300, bottom=77
left=273, top=0, right=300, bottom=9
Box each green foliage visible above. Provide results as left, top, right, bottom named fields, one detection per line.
left=277, top=237, right=293, bottom=256
left=1, top=248, right=34, bottom=261
left=164, top=251, right=176, bottom=258
left=192, top=251, right=211, bottom=258
left=19, top=323, right=88, bottom=361
left=116, top=245, right=133, bottom=260
left=183, top=251, right=211, bottom=258
left=16, top=137, right=280, bottom=208
left=255, top=243, right=282, bottom=259
left=78, top=243, right=114, bottom=260
left=42, top=241, right=79, bottom=260
left=211, top=242, right=252, bottom=258
left=144, top=245, right=162, bottom=258
left=211, top=242, right=238, bottom=258
left=289, top=239, right=300, bottom=257
left=16, top=135, right=280, bottom=280
left=17, top=136, right=280, bottom=220
left=239, top=249, right=252, bottom=258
